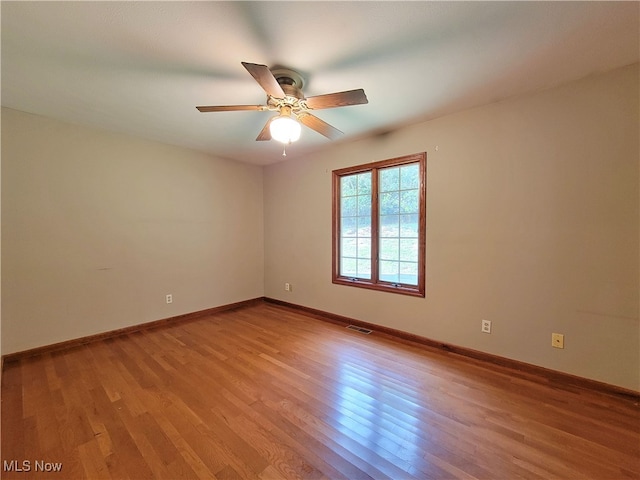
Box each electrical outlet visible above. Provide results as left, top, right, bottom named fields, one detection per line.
left=552, top=333, right=564, bottom=349
left=284, top=283, right=291, bottom=292
left=166, top=294, right=173, bottom=304
left=481, top=319, right=492, bottom=334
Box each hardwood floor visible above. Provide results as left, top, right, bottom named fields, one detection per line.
left=2, top=302, right=639, bottom=479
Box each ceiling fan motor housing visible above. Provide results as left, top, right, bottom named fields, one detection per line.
left=271, top=67, right=306, bottom=100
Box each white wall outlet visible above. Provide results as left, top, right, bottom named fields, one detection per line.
left=284, top=283, right=291, bottom=292
left=166, top=294, right=173, bottom=304
left=481, top=319, right=492, bottom=334
left=552, top=333, right=564, bottom=349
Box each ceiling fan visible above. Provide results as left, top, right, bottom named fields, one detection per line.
left=196, top=62, right=368, bottom=146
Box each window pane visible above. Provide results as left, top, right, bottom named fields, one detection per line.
left=380, top=214, right=399, bottom=237
left=380, top=215, right=399, bottom=237
left=380, top=167, right=400, bottom=192
left=380, top=238, right=399, bottom=261
left=380, top=260, right=399, bottom=283
left=341, top=257, right=356, bottom=276
left=341, top=175, right=357, bottom=197
left=341, top=217, right=357, bottom=237
left=357, top=259, right=371, bottom=279
left=358, top=173, right=372, bottom=195
left=341, top=196, right=357, bottom=217
left=357, top=194, right=371, bottom=216
left=400, top=189, right=419, bottom=214
left=380, top=191, right=400, bottom=215
left=342, top=238, right=357, bottom=257
left=357, top=237, right=371, bottom=259
left=400, top=238, right=418, bottom=261
left=400, top=214, right=418, bottom=237
left=399, top=261, right=418, bottom=285
left=357, top=215, right=371, bottom=236
left=400, top=164, right=420, bottom=190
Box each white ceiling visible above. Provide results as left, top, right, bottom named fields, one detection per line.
left=2, top=1, right=638, bottom=165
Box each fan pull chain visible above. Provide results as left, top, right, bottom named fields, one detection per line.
left=282, top=140, right=293, bottom=157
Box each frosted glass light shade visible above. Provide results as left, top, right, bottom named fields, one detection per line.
left=270, top=116, right=301, bottom=144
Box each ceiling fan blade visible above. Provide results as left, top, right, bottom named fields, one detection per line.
left=241, top=62, right=286, bottom=99
left=298, top=113, right=343, bottom=140
left=305, top=89, right=368, bottom=110
left=196, top=105, right=265, bottom=112
left=256, top=118, right=272, bottom=141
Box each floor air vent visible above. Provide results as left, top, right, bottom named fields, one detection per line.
left=346, top=325, right=373, bottom=335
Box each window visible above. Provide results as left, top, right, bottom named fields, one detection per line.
left=332, top=152, right=426, bottom=297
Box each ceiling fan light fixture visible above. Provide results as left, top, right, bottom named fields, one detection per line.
left=269, top=107, right=301, bottom=144
left=197, top=62, right=368, bottom=144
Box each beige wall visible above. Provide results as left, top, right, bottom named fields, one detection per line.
left=2, top=108, right=264, bottom=354
left=264, top=64, right=639, bottom=391
left=2, top=64, right=638, bottom=391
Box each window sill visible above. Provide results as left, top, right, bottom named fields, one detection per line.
left=332, top=277, right=425, bottom=297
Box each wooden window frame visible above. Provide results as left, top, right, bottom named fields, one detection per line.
left=332, top=152, right=426, bottom=297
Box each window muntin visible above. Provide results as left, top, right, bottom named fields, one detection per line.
left=332, top=153, right=426, bottom=297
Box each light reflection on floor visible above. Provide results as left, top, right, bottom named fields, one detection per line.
left=333, top=350, right=428, bottom=472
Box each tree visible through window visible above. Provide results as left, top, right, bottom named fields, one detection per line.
left=332, top=153, right=426, bottom=297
